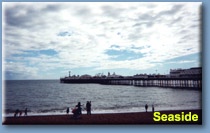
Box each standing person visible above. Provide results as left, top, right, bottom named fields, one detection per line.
left=24, top=108, right=28, bottom=116
left=14, top=109, right=19, bottom=117
left=66, top=107, right=69, bottom=114
left=86, top=101, right=91, bottom=115
left=86, top=101, right=89, bottom=115
left=89, top=101, right=91, bottom=115
left=76, top=102, right=82, bottom=115
left=152, top=105, right=155, bottom=112
left=145, top=104, right=148, bottom=112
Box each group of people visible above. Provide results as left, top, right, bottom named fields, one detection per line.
left=145, top=104, right=155, bottom=112
left=13, top=103, right=153, bottom=118
left=66, top=101, right=92, bottom=118
left=14, top=108, right=28, bottom=117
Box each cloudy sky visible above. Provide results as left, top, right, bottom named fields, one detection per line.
left=2, top=2, right=201, bottom=80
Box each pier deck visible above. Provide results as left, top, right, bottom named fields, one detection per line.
left=60, top=77, right=202, bottom=90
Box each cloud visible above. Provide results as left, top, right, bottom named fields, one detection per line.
left=157, top=4, right=183, bottom=16
left=2, top=2, right=201, bottom=79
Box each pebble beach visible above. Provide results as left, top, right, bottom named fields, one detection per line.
left=2, top=109, right=202, bottom=125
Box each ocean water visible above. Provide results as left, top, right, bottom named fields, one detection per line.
left=3, top=80, right=202, bottom=116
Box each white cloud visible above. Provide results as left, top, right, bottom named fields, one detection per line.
left=2, top=2, right=201, bottom=79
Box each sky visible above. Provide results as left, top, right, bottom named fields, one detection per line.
left=2, top=2, right=202, bottom=80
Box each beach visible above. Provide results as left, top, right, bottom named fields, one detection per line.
left=2, top=109, right=202, bottom=125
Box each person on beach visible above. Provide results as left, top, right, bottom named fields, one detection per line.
left=76, top=102, right=82, bottom=115
left=72, top=107, right=78, bottom=118
left=72, top=102, right=83, bottom=119
left=152, top=105, right=154, bottom=112
left=24, top=108, right=28, bottom=116
left=145, top=104, right=148, bottom=112
left=66, top=107, right=69, bottom=114
left=14, top=109, right=19, bottom=117
left=86, top=101, right=91, bottom=115
left=19, top=110, right=22, bottom=116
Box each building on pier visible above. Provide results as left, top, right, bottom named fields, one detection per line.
left=170, top=67, right=202, bottom=78
left=60, top=67, right=202, bottom=89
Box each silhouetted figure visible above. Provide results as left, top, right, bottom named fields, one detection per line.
left=66, top=107, right=69, bottom=114
left=152, top=105, right=155, bottom=112
left=19, top=110, right=22, bottom=116
left=14, top=109, right=19, bottom=117
left=76, top=102, right=82, bottom=115
left=72, top=107, right=78, bottom=118
left=86, top=101, right=91, bottom=115
left=145, top=104, right=148, bottom=112
left=72, top=102, right=83, bottom=119
left=24, top=108, right=28, bottom=116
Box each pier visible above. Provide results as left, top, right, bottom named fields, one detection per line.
left=108, top=77, right=201, bottom=89
left=60, top=77, right=202, bottom=90
left=60, top=67, right=202, bottom=90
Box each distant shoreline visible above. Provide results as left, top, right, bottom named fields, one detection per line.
left=3, top=109, right=202, bottom=125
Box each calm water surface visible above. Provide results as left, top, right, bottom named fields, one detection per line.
left=3, top=80, right=201, bottom=116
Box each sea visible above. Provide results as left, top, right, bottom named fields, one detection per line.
left=3, top=80, right=202, bottom=117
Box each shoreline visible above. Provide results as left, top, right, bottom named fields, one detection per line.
left=2, top=109, right=202, bottom=125
left=3, top=108, right=201, bottom=117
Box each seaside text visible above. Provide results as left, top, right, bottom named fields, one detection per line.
left=153, top=112, right=198, bottom=122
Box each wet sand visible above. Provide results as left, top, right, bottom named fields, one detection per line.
left=2, top=109, right=202, bottom=125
